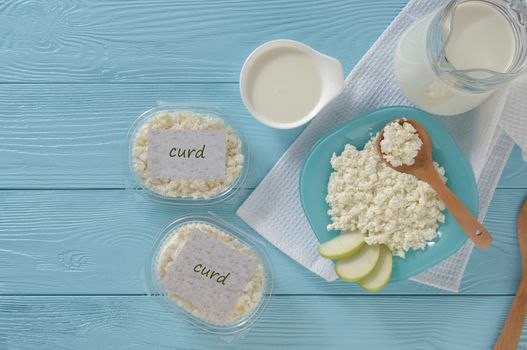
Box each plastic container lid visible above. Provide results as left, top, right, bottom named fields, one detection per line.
left=125, top=102, right=249, bottom=205
left=144, top=214, right=273, bottom=341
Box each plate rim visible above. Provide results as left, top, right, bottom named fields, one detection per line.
left=299, top=105, right=479, bottom=282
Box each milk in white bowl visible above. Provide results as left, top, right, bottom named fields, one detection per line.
left=240, top=40, right=344, bottom=129
left=395, top=0, right=524, bottom=116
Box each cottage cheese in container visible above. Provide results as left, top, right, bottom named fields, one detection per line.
left=145, top=214, right=273, bottom=339
left=126, top=103, right=248, bottom=205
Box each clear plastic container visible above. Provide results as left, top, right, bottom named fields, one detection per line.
left=144, top=213, right=273, bottom=342
left=125, top=102, right=249, bottom=205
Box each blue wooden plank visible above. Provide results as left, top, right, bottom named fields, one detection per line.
left=0, top=0, right=406, bottom=82
left=0, top=295, right=523, bottom=349
left=1, top=83, right=525, bottom=189
left=0, top=83, right=302, bottom=188
left=0, top=188, right=524, bottom=295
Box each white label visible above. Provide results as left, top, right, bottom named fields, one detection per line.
left=147, top=130, right=226, bottom=179
left=162, top=229, right=258, bottom=321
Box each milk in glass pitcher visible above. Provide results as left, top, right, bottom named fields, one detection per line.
left=395, top=0, right=527, bottom=116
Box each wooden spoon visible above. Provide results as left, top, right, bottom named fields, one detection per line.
left=494, top=199, right=527, bottom=350
left=376, top=119, right=493, bottom=248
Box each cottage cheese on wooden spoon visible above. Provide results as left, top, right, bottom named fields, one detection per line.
left=380, top=120, right=423, bottom=167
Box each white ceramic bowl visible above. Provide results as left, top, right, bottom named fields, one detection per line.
left=240, top=39, right=345, bottom=129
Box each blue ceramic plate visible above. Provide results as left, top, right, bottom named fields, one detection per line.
left=300, top=106, right=478, bottom=282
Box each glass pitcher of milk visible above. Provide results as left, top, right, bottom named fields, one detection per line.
left=395, top=0, right=527, bottom=116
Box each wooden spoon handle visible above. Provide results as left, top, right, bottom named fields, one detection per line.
left=427, top=173, right=493, bottom=248
left=494, top=279, right=527, bottom=350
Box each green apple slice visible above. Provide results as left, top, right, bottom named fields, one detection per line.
left=359, top=245, right=393, bottom=292
left=335, top=244, right=380, bottom=282
left=318, top=231, right=366, bottom=259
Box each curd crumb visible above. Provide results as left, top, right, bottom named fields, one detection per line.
left=380, top=120, right=423, bottom=167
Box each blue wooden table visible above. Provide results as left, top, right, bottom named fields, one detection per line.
left=1, top=1, right=526, bottom=349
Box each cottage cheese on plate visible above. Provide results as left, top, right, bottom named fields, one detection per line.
left=380, top=120, right=423, bottom=167
left=132, top=110, right=244, bottom=199
left=157, top=222, right=266, bottom=325
left=326, top=135, right=446, bottom=258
